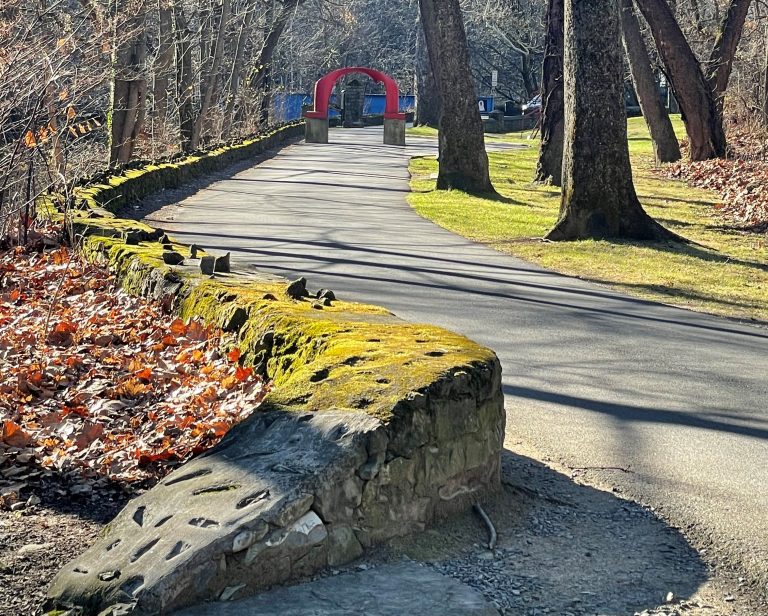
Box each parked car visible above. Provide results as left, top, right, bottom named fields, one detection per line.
left=522, top=94, right=541, bottom=118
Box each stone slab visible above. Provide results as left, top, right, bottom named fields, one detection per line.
left=171, top=563, right=500, bottom=616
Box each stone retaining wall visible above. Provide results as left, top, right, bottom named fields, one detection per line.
left=42, top=131, right=505, bottom=616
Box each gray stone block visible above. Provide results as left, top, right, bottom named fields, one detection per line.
left=383, top=118, right=406, bottom=146
left=305, top=118, right=329, bottom=144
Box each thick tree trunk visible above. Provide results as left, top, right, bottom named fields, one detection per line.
left=175, top=7, right=195, bottom=151
left=415, top=26, right=441, bottom=127
left=707, top=0, right=753, bottom=109
left=546, top=0, right=678, bottom=241
left=535, top=0, right=565, bottom=185
left=634, top=0, right=726, bottom=160
left=620, top=0, right=681, bottom=163
left=418, top=0, right=494, bottom=193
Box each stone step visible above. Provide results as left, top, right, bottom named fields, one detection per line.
left=172, top=562, right=500, bottom=616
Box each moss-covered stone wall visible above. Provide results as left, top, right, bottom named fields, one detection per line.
left=44, top=124, right=506, bottom=616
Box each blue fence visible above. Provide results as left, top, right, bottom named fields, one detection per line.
left=272, top=93, right=497, bottom=122
left=272, top=93, right=416, bottom=122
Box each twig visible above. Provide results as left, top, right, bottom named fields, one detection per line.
left=473, top=503, right=497, bottom=551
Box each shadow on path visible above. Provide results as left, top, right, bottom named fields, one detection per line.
left=373, top=449, right=710, bottom=615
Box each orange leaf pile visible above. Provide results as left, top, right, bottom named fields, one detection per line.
left=662, top=126, right=768, bottom=231
left=0, top=241, right=269, bottom=497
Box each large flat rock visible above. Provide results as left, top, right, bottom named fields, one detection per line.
left=172, top=563, right=500, bottom=616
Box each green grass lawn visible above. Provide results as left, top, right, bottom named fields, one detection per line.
left=407, top=117, right=768, bottom=323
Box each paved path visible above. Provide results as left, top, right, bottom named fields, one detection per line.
left=155, top=127, right=768, bottom=591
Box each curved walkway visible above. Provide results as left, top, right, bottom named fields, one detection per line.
left=154, top=127, right=768, bottom=594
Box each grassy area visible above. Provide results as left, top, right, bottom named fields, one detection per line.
left=407, top=117, right=768, bottom=323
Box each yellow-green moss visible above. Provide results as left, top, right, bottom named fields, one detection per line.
left=176, top=278, right=493, bottom=422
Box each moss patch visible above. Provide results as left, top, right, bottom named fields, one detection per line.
left=407, top=117, right=768, bottom=323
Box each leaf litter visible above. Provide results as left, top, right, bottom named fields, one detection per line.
left=0, top=232, right=269, bottom=509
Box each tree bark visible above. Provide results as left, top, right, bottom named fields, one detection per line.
left=535, top=0, right=565, bottom=185
left=546, top=0, right=678, bottom=241
left=707, top=0, right=753, bottom=109
left=253, top=0, right=304, bottom=126
left=223, top=6, right=256, bottom=135
left=174, top=6, right=195, bottom=151
left=109, top=4, right=148, bottom=165
left=153, top=1, right=174, bottom=123
left=620, top=0, right=681, bottom=163
left=418, top=0, right=494, bottom=193
left=415, top=25, right=441, bottom=127
left=190, top=0, right=231, bottom=149
left=634, top=0, right=726, bottom=160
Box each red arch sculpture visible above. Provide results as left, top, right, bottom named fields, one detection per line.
left=305, top=67, right=406, bottom=120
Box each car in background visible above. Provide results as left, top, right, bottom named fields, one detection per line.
left=522, top=94, right=541, bottom=119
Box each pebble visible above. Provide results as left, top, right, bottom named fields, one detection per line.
left=18, top=543, right=54, bottom=557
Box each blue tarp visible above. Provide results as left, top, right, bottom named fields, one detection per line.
left=272, top=93, right=417, bottom=122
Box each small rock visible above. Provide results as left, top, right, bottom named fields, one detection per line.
left=162, top=250, right=184, bottom=265
left=312, top=302, right=324, bottom=310
left=190, top=244, right=200, bottom=259
left=322, top=297, right=333, bottom=307
left=214, top=252, right=231, bottom=273
left=159, top=234, right=172, bottom=245
left=316, top=289, right=336, bottom=301
left=9, top=502, right=25, bottom=512
left=200, top=255, right=216, bottom=275
left=26, top=494, right=41, bottom=507
left=70, top=483, right=93, bottom=495
left=262, top=293, right=277, bottom=301
left=18, top=542, right=54, bottom=556
left=219, top=584, right=246, bottom=601
left=286, top=277, right=308, bottom=299
left=98, top=570, right=121, bottom=582
left=665, top=592, right=675, bottom=604
left=123, top=231, right=141, bottom=245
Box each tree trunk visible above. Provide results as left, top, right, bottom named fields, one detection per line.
left=535, top=0, right=565, bottom=185
left=520, top=53, right=537, bottom=99
left=175, top=6, right=195, bottom=151
left=620, top=0, right=681, bottom=163
left=415, top=25, right=441, bottom=127
left=153, top=1, right=174, bottom=122
left=223, top=6, right=256, bottom=135
left=634, top=0, right=726, bottom=160
left=190, top=0, right=231, bottom=149
left=253, top=0, right=304, bottom=126
left=546, top=0, right=678, bottom=241
left=418, top=0, right=494, bottom=193
left=707, top=0, right=753, bottom=110
left=109, top=5, right=148, bottom=165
